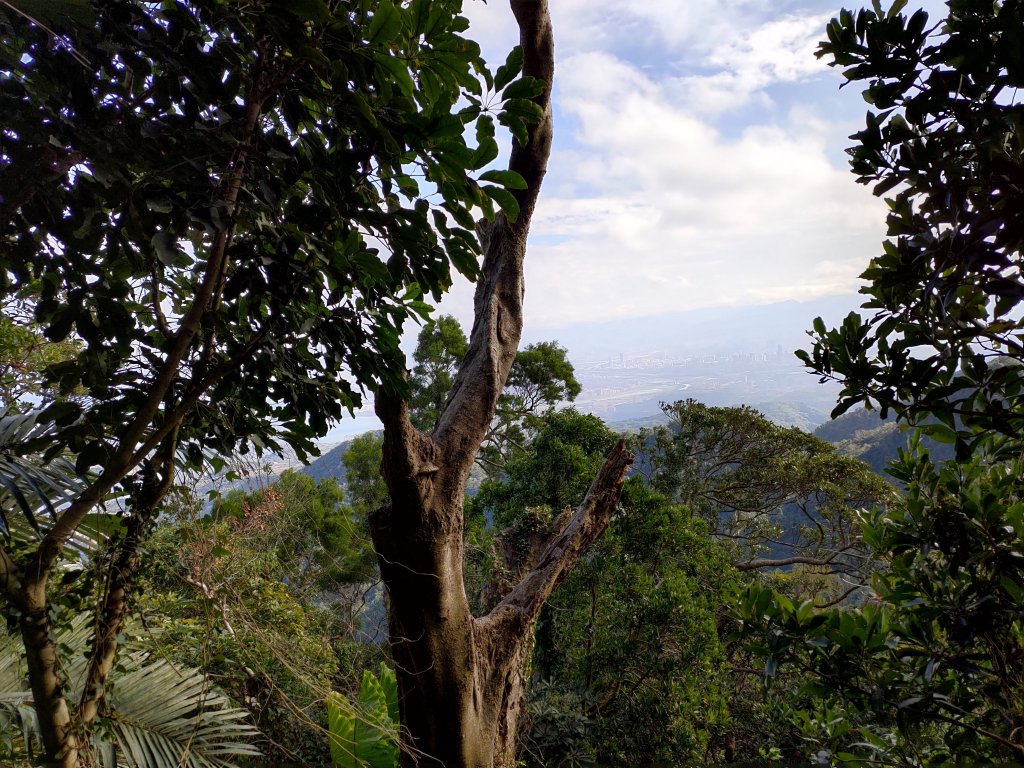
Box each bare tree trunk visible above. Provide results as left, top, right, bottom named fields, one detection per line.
left=371, top=6, right=634, bottom=765
left=19, top=578, right=77, bottom=768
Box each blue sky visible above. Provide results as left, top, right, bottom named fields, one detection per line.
left=426, top=0, right=948, bottom=330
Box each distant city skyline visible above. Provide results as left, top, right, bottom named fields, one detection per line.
left=323, top=292, right=859, bottom=442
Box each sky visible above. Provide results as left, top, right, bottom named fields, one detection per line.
left=426, top=0, right=946, bottom=331
left=324, top=0, right=948, bottom=441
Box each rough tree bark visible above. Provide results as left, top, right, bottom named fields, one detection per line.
left=369, top=2, right=634, bottom=765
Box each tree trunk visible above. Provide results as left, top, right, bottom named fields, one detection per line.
left=374, top=1, right=629, bottom=764
left=20, top=578, right=77, bottom=768
left=371, top=409, right=632, bottom=766
left=79, top=433, right=177, bottom=730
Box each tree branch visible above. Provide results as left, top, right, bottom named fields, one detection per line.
left=736, top=549, right=853, bottom=572
left=481, top=440, right=633, bottom=633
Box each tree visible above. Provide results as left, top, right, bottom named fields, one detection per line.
left=483, top=340, right=581, bottom=470
left=140, top=476, right=377, bottom=765
left=801, top=0, right=1024, bottom=450
left=342, top=432, right=390, bottom=518
left=212, top=469, right=376, bottom=592
left=0, top=1, right=528, bottom=764
left=470, top=412, right=735, bottom=766
left=0, top=299, right=80, bottom=412
left=645, top=400, right=895, bottom=589
left=369, top=1, right=635, bottom=764
left=409, top=315, right=470, bottom=432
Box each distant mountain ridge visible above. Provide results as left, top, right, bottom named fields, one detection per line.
left=812, top=408, right=953, bottom=478
left=302, top=438, right=357, bottom=483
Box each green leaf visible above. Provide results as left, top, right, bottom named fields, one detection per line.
left=286, top=0, right=332, bottom=22
left=375, top=54, right=415, bottom=99
left=472, top=137, right=499, bottom=170
left=483, top=185, right=520, bottom=223
left=368, top=0, right=403, bottom=46
left=479, top=169, right=527, bottom=190
left=501, top=76, right=544, bottom=101
left=887, top=0, right=908, bottom=18
left=502, top=97, right=544, bottom=124
left=151, top=231, right=180, bottom=267
left=494, top=45, right=523, bottom=91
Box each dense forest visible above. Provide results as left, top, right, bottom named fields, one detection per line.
left=1, top=0, right=1022, bottom=767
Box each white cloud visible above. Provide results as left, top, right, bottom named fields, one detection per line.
left=670, top=14, right=831, bottom=114
left=439, top=3, right=892, bottom=331
left=516, top=55, right=885, bottom=327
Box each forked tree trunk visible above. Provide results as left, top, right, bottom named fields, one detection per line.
left=370, top=2, right=634, bottom=765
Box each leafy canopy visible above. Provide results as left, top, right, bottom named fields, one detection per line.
left=0, top=0, right=535, bottom=468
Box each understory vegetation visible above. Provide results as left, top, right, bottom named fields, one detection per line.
left=1, top=0, right=1022, bottom=766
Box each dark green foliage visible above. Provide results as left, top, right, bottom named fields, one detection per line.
left=470, top=409, right=617, bottom=530
left=141, top=472, right=384, bottom=765
left=408, top=315, right=582, bottom=468
left=738, top=431, right=1024, bottom=765
left=737, top=3, right=1024, bottom=764
left=472, top=410, right=735, bottom=765
left=0, top=0, right=531, bottom=466
left=213, top=469, right=376, bottom=590
left=483, top=341, right=582, bottom=469
left=408, top=315, right=469, bottom=432
left=801, top=0, right=1024, bottom=451
left=525, top=479, right=736, bottom=766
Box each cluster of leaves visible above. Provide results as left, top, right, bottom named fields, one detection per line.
left=211, top=469, right=376, bottom=591
left=482, top=340, right=581, bottom=469
left=0, top=300, right=80, bottom=412
left=138, top=471, right=384, bottom=764
left=470, top=408, right=614, bottom=530
left=408, top=315, right=469, bottom=432
left=801, top=0, right=1024, bottom=451
left=531, top=480, right=737, bottom=766
left=327, top=664, right=400, bottom=768
left=341, top=431, right=389, bottom=518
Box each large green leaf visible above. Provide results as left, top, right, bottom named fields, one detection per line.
left=327, top=667, right=399, bottom=768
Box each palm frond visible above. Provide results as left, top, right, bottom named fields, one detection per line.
left=107, top=659, right=262, bottom=768
left=0, top=408, right=111, bottom=552
left=0, top=614, right=261, bottom=767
